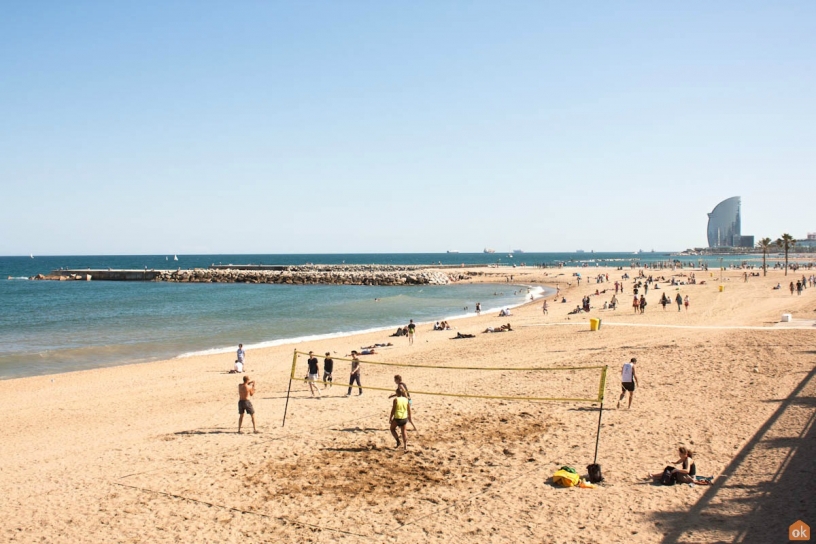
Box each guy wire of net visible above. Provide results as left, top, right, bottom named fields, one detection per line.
left=290, top=350, right=608, bottom=402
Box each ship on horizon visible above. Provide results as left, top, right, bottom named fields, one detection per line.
left=483, top=248, right=496, bottom=254
left=446, top=250, right=460, bottom=254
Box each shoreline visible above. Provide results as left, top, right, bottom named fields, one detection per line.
left=0, top=279, right=553, bottom=382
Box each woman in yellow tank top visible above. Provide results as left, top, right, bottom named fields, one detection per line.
left=389, top=389, right=413, bottom=451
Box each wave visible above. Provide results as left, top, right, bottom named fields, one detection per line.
left=175, top=324, right=404, bottom=359
left=176, top=285, right=555, bottom=359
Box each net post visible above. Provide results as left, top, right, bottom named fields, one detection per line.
left=281, top=349, right=297, bottom=427
left=592, top=365, right=608, bottom=465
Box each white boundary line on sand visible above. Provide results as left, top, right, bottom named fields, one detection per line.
left=527, top=322, right=816, bottom=331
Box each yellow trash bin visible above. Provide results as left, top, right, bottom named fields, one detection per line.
left=590, top=318, right=600, bottom=331
left=719, top=285, right=724, bottom=292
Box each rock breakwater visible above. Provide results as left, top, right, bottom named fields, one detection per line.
left=32, top=265, right=473, bottom=285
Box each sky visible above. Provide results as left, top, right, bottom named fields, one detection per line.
left=1, top=2, right=814, bottom=255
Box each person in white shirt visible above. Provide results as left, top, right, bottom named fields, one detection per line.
left=617, top=357, right=638, bottom=409
left=234, top=344, right=245, bottom=373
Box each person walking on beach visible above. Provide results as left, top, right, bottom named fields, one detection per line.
left=542, top=300, right=548, bottom=315
left=306, top=351, right=321, bottom=398
left=407, top=319, right=416, bottom=345
left=617, top=358, right=638, bottom=409
left=238, top=375, right=257, bottom=433
left=684, top=295, right=689, bottom=311
left=675, top=293, right=683, bottom=311
left=389, top=388, right=413, bottom=450
left=322, top=352, right=334, bottom=389
left=476, top=302, right=481, bottom=315
left=660, top=293, right=669, bottom=311
left=633, top=295, right=639, bottom=314
left=345, top=351, right=362, bottom=396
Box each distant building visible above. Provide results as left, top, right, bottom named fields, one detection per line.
left=706, top=197, right=754, bottom=248
left=796, top=232, right=816, bottom=249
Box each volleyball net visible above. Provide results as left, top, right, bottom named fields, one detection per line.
left=288, top=350, right=608, bottom=403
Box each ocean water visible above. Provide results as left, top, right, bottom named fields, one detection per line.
left=0, top=252, right=765, bottom=380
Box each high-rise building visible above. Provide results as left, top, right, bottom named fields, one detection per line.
left=707, top=196, right=753, bottom=248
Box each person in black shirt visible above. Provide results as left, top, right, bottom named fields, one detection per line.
left=306, top=351, right=321, bottom=398
left=345, top=351, right=362, bottom=396
left=322, top=352, right=334, bottom=389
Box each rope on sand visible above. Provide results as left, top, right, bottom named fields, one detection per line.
left=110, top=482, right=375, bottom=539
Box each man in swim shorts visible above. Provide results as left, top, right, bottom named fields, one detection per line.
left=238, top=375, right=257, bottom=433
left=306, top=351, right=321, bottom=397
left=407, top=319, right=416, bottom=345
left=617, top=357, right=638, bottom=409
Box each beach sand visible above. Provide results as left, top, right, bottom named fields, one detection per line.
left=2, top=266, right=815, bottom=543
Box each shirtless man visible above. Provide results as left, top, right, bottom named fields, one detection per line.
left=238, top=375, right=257, bottom=433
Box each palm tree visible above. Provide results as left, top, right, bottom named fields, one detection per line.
left=757, top=237, right=772, bottom=276
left=775, top=234, right=796, bottom=275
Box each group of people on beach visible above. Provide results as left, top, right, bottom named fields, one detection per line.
left=233, top=345, right=416, bottom=449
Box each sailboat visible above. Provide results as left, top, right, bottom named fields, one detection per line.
left=173, top=255, right=179, bottom=261
left=30, top=254, right=34, bottom=259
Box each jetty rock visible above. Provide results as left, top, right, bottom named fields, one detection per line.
left=31, top=264, right=475, bottom=285
left=155, top=265, right=461, bottom=286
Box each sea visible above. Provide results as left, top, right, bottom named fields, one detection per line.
left=0, top=252, right=766, bottom=380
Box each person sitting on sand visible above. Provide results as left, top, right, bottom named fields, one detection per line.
left=647, top=447, right=696, bottom=484
left=389, top=388, right=413, bottom=451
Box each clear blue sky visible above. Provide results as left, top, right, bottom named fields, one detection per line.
left=2, top=2, right=814, bottom=255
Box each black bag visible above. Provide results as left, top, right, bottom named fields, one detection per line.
left=587, top=463, right=603, bottom=483
left=661, top=466, right=676, bottom=486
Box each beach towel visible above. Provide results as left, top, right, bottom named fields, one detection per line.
left=552, top=469, right=580, bottom=487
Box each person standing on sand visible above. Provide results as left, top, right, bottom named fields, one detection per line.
left=407, top=319, right=416, bottom=345
left=238, top=375, right=257, bottom=433
left=542, top=300, right=548, bottom=314
left=236, top=343, right=245, bottom=369
left=639, top=294, right=647, bottom=314
left=684, top=295, right=689, bottom=311
left=345, top=351, right=362, bottom=396
left=389, top=388, right=413, bottom=450
left=633, top=295, right=639, bottom=314
left=306, top=351, right=321, bottom=398
left=617, top=358, right=638, bottom=409
left=675, top=293, right=683, bottom=311
left=476, top=302, right=481, bottom=315
left=323, top=352, right=334, bottom=389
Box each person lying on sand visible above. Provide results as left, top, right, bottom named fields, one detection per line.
left=483, top=323, right=512, bottom=333
left=452, top=332, right=475, bottom=339
left=347, top=348, right=377, bottom=356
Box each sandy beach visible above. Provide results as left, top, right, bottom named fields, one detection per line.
left=2, top=265, right=815, bottom=543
